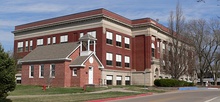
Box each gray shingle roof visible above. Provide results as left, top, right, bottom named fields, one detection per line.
left=21, top=42, right=80, bottom=62
left=79, top=34, right=97, bottom=41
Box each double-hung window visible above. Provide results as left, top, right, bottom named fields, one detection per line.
left=106, top=32, right=113, bottom=45
left=124, top=37, right=130, bottom=49
left=29, top=65, right=34, bottom=78
left=47, top=37, right=51, bottom=45
left=25, top=41, right=28, bottom=52
left=152, top=43, right=155, bottom=57
left=17, top=42, right=23, bottom=52
left=60, top=35, right=68, bottom=43
left=39, top=64, right=44, bottom=78
left=50, top=64, right=55, bottom=78
left=106, top=53, right=113, bottom=66
left=125, top=56, right=130, bottom=68
left=37, top=38, right=43, bottom=46
left=116, top=34, right=122, bottom=47
left=29, top=40, right=33, bottom=51
left=72, top=68, right=77, bottom=76
left=116, top=54, right=122, bottom=67
left=52, top=37, right=56, bottom=44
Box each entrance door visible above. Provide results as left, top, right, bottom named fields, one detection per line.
left=88, top=67, right=93, bottom=84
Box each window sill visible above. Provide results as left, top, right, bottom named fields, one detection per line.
left=39, top=77, right=44, bottom=78
left=106, top=44, right=113, bottom=46
left=29, top=77, right=34, bottom=78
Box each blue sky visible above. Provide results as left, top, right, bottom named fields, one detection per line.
left=0, top=0, right=219, bottom=52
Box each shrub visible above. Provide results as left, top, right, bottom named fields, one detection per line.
left=154, top=79, right=194, bottom=87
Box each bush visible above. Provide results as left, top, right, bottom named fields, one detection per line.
left=154, top=79, right=194, bottom=87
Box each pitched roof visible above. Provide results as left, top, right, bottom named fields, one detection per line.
left=79, top=34, right=97, bottom=41
left=21, top=42, right=80, bottom=63
left=69, top=52, right=104, bottom=68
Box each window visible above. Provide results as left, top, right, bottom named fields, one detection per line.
left=39, top=64, right=44, bottom=78
left=116, top=76, right=122, bottom=85
left=106, top=31, right=113, bottom=44
left=80, top=33, right=84, bottom=38
left=29, top=65, right=34, bottom=78
left=125, top=56, right=130, bottom=67
left=106, top=75, right=113, bottom=85
left=106, top=53, right=113, bottom=66
left=162, top=43, right=165, bottom=54
left=116, top=54, right=122, bottom=67
left=116, top=34, right=122, bottom=47
left=37, top=38, right=43, bottom=46
left=157, top=41, right=160, bottom=53
left=72, top=68, right=77, bottom=76
left=30, top=40, right=33, bottom=51
left=47, top=37, right=51, bottom=45
left=125, top=76, right=130, bottom=85
left=152, top=43, right=155, bottom=57
left=124, top=37, right=130, bottom=49
left=17, top=41, right=23, bottom=52
left=88, top=31, right=96, bottom=38
left=25, top=41, right=28, bottom=51
left=50, top=64, right=55, bottom=78
left=60, top=35, right=68, bottom=43
left=52, top=37, right=56, bottom=44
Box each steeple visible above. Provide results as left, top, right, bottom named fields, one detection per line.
left=79, top=34, right=97, bottom=56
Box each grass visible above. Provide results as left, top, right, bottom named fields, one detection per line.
left=9, top=85, right=108, bottom=96
left=9, top=92, right=139, bottom=102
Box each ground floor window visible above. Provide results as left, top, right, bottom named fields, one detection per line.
left=125, top=76, right=130, bottom=85
left=106, top=75, right=113, bottom=85
left=116, top=76, right=122, bottom=85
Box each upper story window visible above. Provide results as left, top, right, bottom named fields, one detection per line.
left=37, top=38, right=43, bottom=46
left=80, top=33, right=84, bottom=38
left=52, top=37, right=56, bottom=44
left=157, top=41, right=160, bottom=53
left=60, top=35, right=68, bottom=43
left=39, top=64, right=44, bottom=78
left=47, top=37, right=51, bottom=45
left=152, top=43, right=155, bottom=57
left=88, top=31, right=96, bottom=38
left=17, top=41, right=23, bottom=53
left=116, top=34, right=122, bottom=47
left=125, top=56, right=130, bottom=68
left=116, top=54, right=122, bottom=67
left=124, top=37, right=130, bottom=49
left=29, top=40, right=33, bottom=51
left=29, top=65, right=34, bottom=78
left=106, top=52, right=113, bottom=66
left=162, top=43, right=165, bottom=54
left=50, top=64, right=55, bottom=78
left=106, top=31, right=113, bottom=45
left=25, top=41, right=28, bottom=52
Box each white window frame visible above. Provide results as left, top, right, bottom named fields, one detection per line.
left=80, top=33, right=84, bottom=38
left=17, top=41, right=23, bottom=52
left=125, top=56, right=130, bottom=63
left=106, top=53, right=113, bottom=61
left=37, top=38, right=43, bottom=46
left=116, top=34, right=122, bottom=42
left=72, top=68, right=77, bottom=76
left=47, top=37, right=51, bottom=45
left=29, top=40, right=33, bottom=51
left=53, top=37, right=56, bottom=44
left=116, top=54, right=122, bottom=62
left=39, top=64, right=44, bottom=78
left=50, top=64, right=55, bottom=78
left=88, top=31, right=96, bottom=38
left=29, top=65, right=34, bottom=78
left=124, top=37, right=130, bottom=44
left=106, top=32, right=113, bottom=40
left=60, top=35, right=68, bottom=43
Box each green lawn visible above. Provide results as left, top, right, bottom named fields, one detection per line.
left=10, top=92, right=139, bottom=102
left=9, top=85, right=108, bottom=96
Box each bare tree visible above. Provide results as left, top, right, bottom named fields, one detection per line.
left=205, top=19, right=220, bottom=86
left=162, top=2, right=192, bottom=79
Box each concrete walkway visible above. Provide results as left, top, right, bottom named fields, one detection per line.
left=89, top=88, right=140, bottom=93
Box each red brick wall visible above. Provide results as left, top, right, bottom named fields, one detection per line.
left=102, top=28, right=132, bottom=71
left=21, top=61, right=66, bottom=87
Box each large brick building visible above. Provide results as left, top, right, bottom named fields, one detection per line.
left=13, top=8, right=192, bottom=87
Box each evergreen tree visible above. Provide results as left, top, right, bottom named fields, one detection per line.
left=0, top=43, right=16, bottom=100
